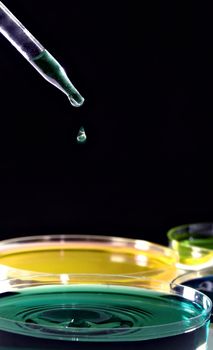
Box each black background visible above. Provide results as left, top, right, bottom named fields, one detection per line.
left=0, top=0, right=212, bottom=244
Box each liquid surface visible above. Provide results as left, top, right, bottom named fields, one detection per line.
left=0, top=242, right=176, bottom=281
left=182, top=237, right=213, bottom=250
left=0, top=284, right=207, bottom=342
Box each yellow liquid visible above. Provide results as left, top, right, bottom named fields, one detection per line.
left=0, top=241, right=177, bottom=281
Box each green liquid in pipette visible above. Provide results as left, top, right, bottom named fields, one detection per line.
left=32, top=50, right=86, bottom=144
left=0, top=284, right=207, bottom=343
left=32, top=50, right=84, bottom=107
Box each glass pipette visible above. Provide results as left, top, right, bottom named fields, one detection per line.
left=0, top=1, right=84, bottom=107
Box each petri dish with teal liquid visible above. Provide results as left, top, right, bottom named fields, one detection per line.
left=167, top=223, right=213, bottom=270
left=0, top=234, right=178, bottom=282
left=173, top=267, right=213, bottom=349
left=0, top=274, right=211, bottom=349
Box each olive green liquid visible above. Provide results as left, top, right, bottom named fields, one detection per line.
left=183, top=237, right=213, bottom=249
left=168, top=229, right=213, bottom=266
left=0, top=284, right=209, bottom=349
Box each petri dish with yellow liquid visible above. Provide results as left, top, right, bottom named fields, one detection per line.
left=0, top=234, right=178, bottom=281
left=168, top=222, right=213, bottom=270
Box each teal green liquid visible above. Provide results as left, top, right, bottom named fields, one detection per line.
left=0, top=284, right=208, bottom=344
left=32, top=50, right=84, bottom=107
left=77, top=126, right=87, bottom=144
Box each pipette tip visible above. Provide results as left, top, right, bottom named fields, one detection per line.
left=68, top=94, right=85, bottom=108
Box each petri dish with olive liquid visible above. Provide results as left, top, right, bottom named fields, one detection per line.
left=0, top=235, right=178, bottom=282
left=0, top=274, right=210, bottom=350
left=168, top=223, right=213, bottom=270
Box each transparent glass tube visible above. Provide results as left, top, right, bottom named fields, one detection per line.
left=0, top=1, right=84, bottom=107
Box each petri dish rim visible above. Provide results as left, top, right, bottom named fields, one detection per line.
left=172, top=267, right=213, bottom=286
left=0, top=233, right=177, bottom=256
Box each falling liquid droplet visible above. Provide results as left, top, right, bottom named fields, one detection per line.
left=77, top=126, right=87, bottom=144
